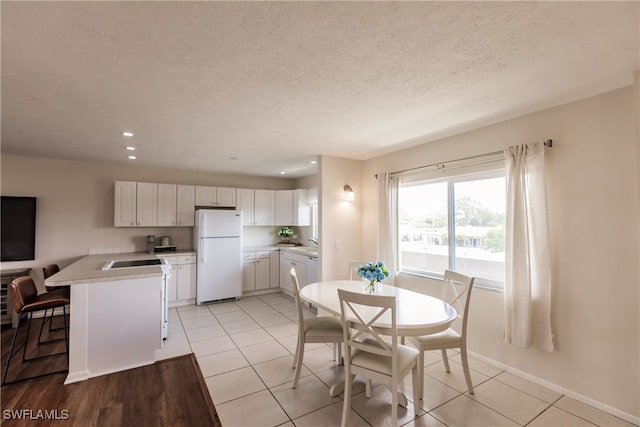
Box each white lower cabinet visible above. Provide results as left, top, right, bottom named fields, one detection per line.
left=279, top=251, right=310, bottom=295
left=159, top=254, right=196, bottom=306
left=242, top=253, right=256, bottom=292
left=243, top=251, right=276, bottom=292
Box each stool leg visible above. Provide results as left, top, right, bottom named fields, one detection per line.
left=22, top=312, right=34, bottom=362
left=2, top=313, right=25, bottom=386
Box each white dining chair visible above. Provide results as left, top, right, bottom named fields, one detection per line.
left=408, top=270, right=476, bottom=398
left=338, top=289, right=420, bottom=427
left=348, top=260, right=367, bottom=280
left=290, top=268, right=343, bottom=389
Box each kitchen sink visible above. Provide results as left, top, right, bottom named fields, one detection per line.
left=286, top=247, right=318, bottom=256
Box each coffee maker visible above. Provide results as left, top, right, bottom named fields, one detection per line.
left=146, top=235, right=155, bottom=254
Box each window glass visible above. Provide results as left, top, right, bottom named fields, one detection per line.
left=399, top=171, right=505, bottom=289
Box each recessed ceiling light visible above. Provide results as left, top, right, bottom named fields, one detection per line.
left=125, top=146, right=135, bottom=151
left=229, top=156, right=239, bottom=160
left=122, top=131, right=134, bottom=137
left=280, top=171, right=286, bottom=175
left=128, top=155, right=137, bottom=160
left=310, top=160, right=317, bottom=164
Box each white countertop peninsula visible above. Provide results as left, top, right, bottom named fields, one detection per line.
left=45, top=252, right=166, bottom=384
left=45, top=252, right=165, bottom=286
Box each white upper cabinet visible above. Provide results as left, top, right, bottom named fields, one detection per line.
left=195, top=186, right=216, bottom=206
left=236, top=188, right=255, bottom=226
left=254, top=189, right=275, bottom=226
left=275, top=189, right=310, bottom=226
left=136, top=182, right=158, bottom=227
left=114, top=181, right=137, bottom=227
left=195, top=186, right=236, bottom=207
left=275, top=190, right=294, bottom=225
left=217, top=187, right=236, bottom=207
left=176, top=185, right=195, bottom=226
left=293, top=189, right=310, bottom=226
left=237, top=188, right=275, bottom=226
left=157, top=184, right=177, bottom=227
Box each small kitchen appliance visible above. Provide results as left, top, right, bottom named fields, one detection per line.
left=146, top=235, right=155, bottom=254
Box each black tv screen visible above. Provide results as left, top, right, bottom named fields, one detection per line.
left=1, top=196, right=37, bottom=261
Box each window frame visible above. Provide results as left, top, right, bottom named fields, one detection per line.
left=398, top=168, right=506, bottom=291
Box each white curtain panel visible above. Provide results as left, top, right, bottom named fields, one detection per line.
left=377, top=172, right=399, bottom=285
left=504, top=143, right=554, bottom=351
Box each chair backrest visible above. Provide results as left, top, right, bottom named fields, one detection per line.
left=43, top=264, right=61, bottom=291
left=43, top=264, right=60, bottom=280
left=441, top=270, right=475, bottom=335
left=290, top=267, right=306, bottom=326
left=348, top=260, right=368, bottom=281
left=10, top=276, right=39, bottom=313
left=338, top=289, right=398, bottom=371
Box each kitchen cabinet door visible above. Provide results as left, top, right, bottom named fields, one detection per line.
left=176, top=263, right=196, bottom=301
left=217, top=187, right=236, bottom=207
left=114, top=181, right=137, bottom=227
left=176, top=185, right=195, bottom=226
left=270, top=251, right=280, bottom=288
left=254, top=189, right=275, bottom=226
left=292, top=261, right=307, bottom=289
left=236, top=188, right=255, bottom=226
left=293, top=189, right=311, bottom=226
left=255, top=252, right=271, bottom=290
left=275, top=190, right=294, bottom=225
left=136, top=182, right=158, bottom=227
left=163, top=256, right=179, bottom=302
left=157, top=184, right=177, bottom=227
left=242, top=253, right=256, bottom=292
left=195, top=186, right=217, bottom=207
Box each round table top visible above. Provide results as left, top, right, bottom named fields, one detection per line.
left=300, top=280, right=457, bottom=336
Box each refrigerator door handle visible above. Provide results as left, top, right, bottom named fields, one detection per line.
left=200, top=239, right=205, bottom=264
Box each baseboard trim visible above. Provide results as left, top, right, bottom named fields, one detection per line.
left=468, top=351, right=640, bottom=426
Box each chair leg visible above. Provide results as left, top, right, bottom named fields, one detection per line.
left=2, top=309, right=69, bottom=386
left=441, top=349, right=451, bottom=373
left=460, top=344, right=474, bottom=394
left=412, top=365, right=420, bottom=416
left=291, top=336, right=304, bottom=389
left=340, top=372, right=355, bottom=427
left=37, top=308, right=66, bottom=345
left=390, top=377, right=398, bottom=427
left=2, top=313, right=26, bottom=386
left=365, top=379, right=372, bottom=398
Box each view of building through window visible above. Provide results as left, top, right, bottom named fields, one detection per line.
left=399, top=173, right=506, bottom=287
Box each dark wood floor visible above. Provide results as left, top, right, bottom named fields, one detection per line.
left=1, top=315, right=222, bottom=426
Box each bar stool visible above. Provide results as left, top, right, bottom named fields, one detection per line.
left=2, top=276, right=70, bottom=386
left=42, top=264, right=70, bottom=334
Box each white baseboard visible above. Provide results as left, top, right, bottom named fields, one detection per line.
left=468, top=351, right=640, bottom=426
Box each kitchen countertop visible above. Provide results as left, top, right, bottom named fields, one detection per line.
left=45, top=252, right=165, bottom=286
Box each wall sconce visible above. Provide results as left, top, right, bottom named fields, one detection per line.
left=343, top=185, right=355, bottom=201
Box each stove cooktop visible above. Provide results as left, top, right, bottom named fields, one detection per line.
left=110, top=259, right=163, bottom=268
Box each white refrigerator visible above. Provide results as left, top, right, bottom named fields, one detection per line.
left=194, top=209, right=243, bottom=304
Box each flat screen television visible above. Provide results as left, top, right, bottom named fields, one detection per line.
left=1, top=196, right=37, bottom=261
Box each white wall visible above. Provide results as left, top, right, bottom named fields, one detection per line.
left=0, top=155, right=296, bottom=287
left=358, top=87, right=639, bottom=421
left=318, top=156, right=363, bottom=281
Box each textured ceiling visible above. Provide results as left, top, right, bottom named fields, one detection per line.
left=2, top=1, right=638, bottom=177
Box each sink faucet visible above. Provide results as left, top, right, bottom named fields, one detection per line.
left=308, top=237, right=318, bottom=246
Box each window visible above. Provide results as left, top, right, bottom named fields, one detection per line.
left=398, top=170, right=505, bottom=289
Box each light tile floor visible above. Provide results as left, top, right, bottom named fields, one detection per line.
left=158, top=292, right=637, bottom=427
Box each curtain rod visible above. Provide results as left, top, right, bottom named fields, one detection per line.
left=376, top=139, right=553, bottom=179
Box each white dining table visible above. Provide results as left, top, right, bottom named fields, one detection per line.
left=299, top=280, right=457, bottom=400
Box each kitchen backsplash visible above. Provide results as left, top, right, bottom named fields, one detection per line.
left=89, top=226, right=309, bottom=255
